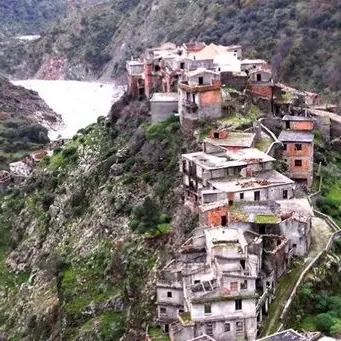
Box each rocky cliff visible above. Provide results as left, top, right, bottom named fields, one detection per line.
left=0, top=96, right=198, bottom=340
left=0, top=75, right=62, bottom=169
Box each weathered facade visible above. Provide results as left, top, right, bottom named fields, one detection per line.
left=157, top=227, right=266, bottom=341
left=178, top=68, right=222, bottom=133
left=278, top=116, right=314, bottom=187
left=150, top=92, right=178, bottom=122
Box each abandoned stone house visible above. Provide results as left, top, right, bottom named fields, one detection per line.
left=126, top=42, right=244, bottom=102
left=180, top=145, right=294, bottom=209
left=178, top=68, right=222, bottom=132
left=278, top=116, right=314, bottom=187
left=157, top=227, right=273, bottom=341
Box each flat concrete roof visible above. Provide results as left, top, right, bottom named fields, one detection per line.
left=150, top=92, right=178, bottom=102
left=278, top=130, right=314, bottom=143
left=282, top=115, right=314, bottom=122
left=204, top=132, right=256, bottom=148
left=276, top=198, right=313, bottom=222
left=183, top=148, right=275, bottom=170
left=126, top=60, right=143, bottom=66
left=257, top=329, right=308, bottom=341
left=199, top=199, right=228, bottom=212
left=208, top=170, right=294, bottom=193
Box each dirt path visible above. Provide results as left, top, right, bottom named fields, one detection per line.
left=260, top=217, right=333, bottom=336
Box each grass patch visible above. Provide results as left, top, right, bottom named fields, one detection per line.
left=260, top=259, right=305, bottom=336
left=255, top=214, right=280, bottom=224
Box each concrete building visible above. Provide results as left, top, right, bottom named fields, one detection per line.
left=278, top=116, right=314, bottom=187
left=150, top=92, right=179, bottom=123
left=180, top=146, right=294, bottom=207
left=178, top=68, right=222, bottom=132
left=248, top=67, right=272, bottom=84
left=203, top=130, right=256, bottom=153
left=157, top=227, right=272, bottom=341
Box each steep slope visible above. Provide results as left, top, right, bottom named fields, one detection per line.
left=0, top=96, right=198, bottom=340
left=9, top=0, right=341, bottom=95
left=0, top=0, right=66, bottom=36
left=0, top=75, right=61, bottom=169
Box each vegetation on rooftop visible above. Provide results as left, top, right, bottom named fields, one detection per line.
left=255, top=214, right=280, bottom=225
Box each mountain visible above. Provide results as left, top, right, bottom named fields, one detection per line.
left=0, top=0, right=67, bottom=36
left=4, top=0, right=341, bottom=96
left=0, top=75, right=61, bottom=169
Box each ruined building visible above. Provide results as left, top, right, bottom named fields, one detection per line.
left=178, top=68, right=222, bottom=132
left=278, top=115, right=314, bottom=187
left=155, top=135, right=313, bottom=341
left=157, top=227, right=272, bottom=341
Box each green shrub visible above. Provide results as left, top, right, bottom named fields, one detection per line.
left=316, top=313, right=336, bottom=334
left=123, top=157, right=135, bottom=172
left=159, top=213, right=171, bottom=224
left=41, top=192, right=56, bottom=211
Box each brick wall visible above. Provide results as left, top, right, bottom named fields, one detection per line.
left=247, top=84, right=273, bottom=99
left=287, top=121, right=314, bottom=131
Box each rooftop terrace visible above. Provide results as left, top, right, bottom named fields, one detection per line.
left=208, top=170, right=294, bottom=193
left=204, top=132, right=256, bottom=148
left=182, top=148, right=275, bottom=170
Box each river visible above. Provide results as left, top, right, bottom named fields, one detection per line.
left=12, top=80, right=123, bottom=140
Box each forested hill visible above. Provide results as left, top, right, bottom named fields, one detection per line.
left=0, top=0, right=66, bottom=36
left=6, top=0, right=341, bottom=97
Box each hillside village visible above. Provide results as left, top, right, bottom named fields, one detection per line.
left=125, top=43, right=341, bottom=341
left=1, top=41, right=341, bottom=341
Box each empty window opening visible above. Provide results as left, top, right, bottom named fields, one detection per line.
left=283, top=143, right=287, bottom=151
left=198, top=76, right=204, bottom=85
left=154, top=65, right=160, bottom=72
left=240, top=260, right=246, bottom=269
left=254, top=191, right=260, bottom=201
left=259, top=225, right=265, bottom=234
left=256, top=73, right=262, bottom=82
left=224, top=322, right=231, bottom=332
left=231, top=282, right=238, bottom=291
left=241, top=280, right=248, bottom=290
left=180, top=62, right=185, bottom=69
left=236, top=321, right=244, bottom=332
left=194, top=280, right=200, bottom=284
left=214, top=132, right=219, bottom=138
left=295, top=144, right=302, bottom=151
left=165, top=324, right=169, bottom=333
left=283, top=190, right=288, bottom=199
left=204, top=303, right=212, bottom=315
left=293, top=243, right=297, bottom=248
left=240, top=193, right=244, bottom=200
left=221, top=215, right=227, bottom=226
left=295, top=160, right=302, bottom=167
left=192, top=93, right=196, bottom=103
left=167, top=291, right=172, bottom=298
left=160, top=307, right=167, bottom=315
left=286, top=121, right=290, bottom=129
left=235, top=299, right=242, bottom=311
